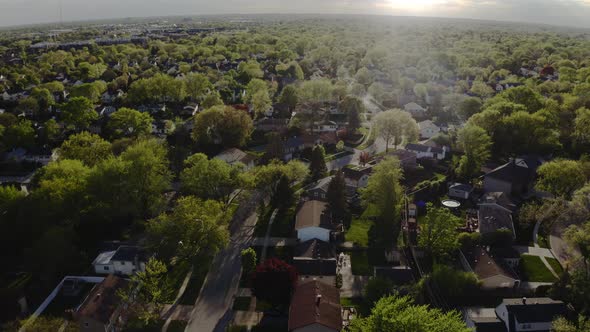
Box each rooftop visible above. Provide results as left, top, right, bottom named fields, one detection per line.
left=288, top=280, right=342, bottom=331
left=295, top=200, right=332, bottom=230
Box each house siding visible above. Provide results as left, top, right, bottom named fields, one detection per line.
left=297, top=227, right=331, bottom=243
left=483, top=178, right=512, bottom=195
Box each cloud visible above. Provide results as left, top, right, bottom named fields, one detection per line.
left=1, top=0, right=590, bottom=28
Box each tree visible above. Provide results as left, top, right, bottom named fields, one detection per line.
left=180, top=153, right=247, bottom=203
left=552, top=316, right=590, bottom=332
left=60, top=96, right=97, bottom=130
left=241, top=247, right=257, bottom=275
left=298, top=79, right=334, bottom=103
left=500, top=86, right=544, bottom=113
left=250, top=258, right=298, bottom=308
left=263, top=132, right=285, bottom=162
left=118, top=257, right=172, bottom=325
left=252, top=160, right=309, bottom=199
left=201, top=91, right=224, bottom=109
left=4, top=317, right=78, bottom=332
left=364, top=277, right=395, bottom=306
left=574, top=107, right=590, bottom=144
left=536, top=160, right=587, bottom=198
left=349, top=295, right=471, bottom=332
left=340, top=96, right=364, bottom=132
left=184, top=72, right=213, bottom=102
left=0, top=186, right=25, bottom=211
left=192, top=105, right=253, bottom=148
left=430, top=264, right=480, bottom=299
left=456, top=125, right=492, bottom=179
left=59, top=131, right=112, bottom=166
left=361, top=157, right=403, bottom=235
left=564, top=221, right=590, bottom=276
left=245, top=79, right=272, bottom=118
left=497, top=111, right=561, bottom=156
left=373, top=109, right=419, bottom=152
left=327, top=170, right=348, bottom=225
left=148, top=196, right=229, bottom=264
left=3, top=119, right=35, bottom=149
left=273, top=174, right=294, bottom=209
left=457, top=97, right=482, bottom=121
left=120, top=139, right=172, bottom=217
left=40, top=118, right=61, bottom=144
left=238, top=60, right=264, bottom=83
left=309, top=145, right=328, bottom=182
left=279, top=85, right=299, bottom=112
left=107, top=107, right=154, bottom=139
left=418, top=203, right=462, bottom=257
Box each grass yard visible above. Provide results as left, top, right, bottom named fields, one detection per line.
left=519, top=255, right=557, bottom=282
left=345, top=219, right=373, bottom=247
left=547, top=257, right=563, bottom=275
left=340, top=297, right=363, bottom=309
left=233, top=296, right=252, bottom=311
left=349, top=249, right=385, bottom=276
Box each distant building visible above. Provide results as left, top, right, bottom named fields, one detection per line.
left=404, top=102, right=426, bottom=118
left=306, top=176, right=333, bottom=201
left=214, top=148, right=256, bottom=169
left=295, top=200, right=335, bottom=242
left=387, top=150, right=417, bottom=170
left=495, top=297, right=568, bottom=332
left=405, top=143, right=447, bottom=160
left=418, top=120, right=441, bottom=139
left=75, top=275, right=129, bottom=332
left=92, top=245, right=148, bottom=276
left=483, top=156, right=543, bottom=197
left=288, top=280, right=342, bottom=332
left=342, top=166, right=371, bottom=189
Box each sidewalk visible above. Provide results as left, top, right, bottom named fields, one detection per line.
left=161, top=267, right=193, bottom=331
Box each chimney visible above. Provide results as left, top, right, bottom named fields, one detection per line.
left=316, top=294, right=322, bottom=306
left=522, top=297, right=527, bottom=305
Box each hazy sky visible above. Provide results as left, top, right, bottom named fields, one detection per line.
left=2, top=0, right=590, bottom=28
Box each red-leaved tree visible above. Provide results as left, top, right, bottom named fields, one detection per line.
left=250, top=258, right=298, bottom=307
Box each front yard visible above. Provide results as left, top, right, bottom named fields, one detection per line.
left=518, top=255, right=557, bottom=283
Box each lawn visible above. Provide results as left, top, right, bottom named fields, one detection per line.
left=233, top=296, right=252, bottom=311
left=178, top=256, right=213, bottom=305
left=519, top=255, right=557, bottom=282
left=349, top=249, right=385, bottom=276
left=546, top=257, right=563, bottom=275
left=340, top=297, right=363, bottom=309
left=345, top=219, right=373, bottom=247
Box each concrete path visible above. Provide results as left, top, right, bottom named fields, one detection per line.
left=185, top=192, right=262, bottom=332
left=513, top=245, right=555, bottom=258
left=530, top=222, right=559, bottom=279
left=338, top=254, right=370, bottom=297
left=161, top=267, right=193, bottom=331
left=260, top=209, right=278, bottom=261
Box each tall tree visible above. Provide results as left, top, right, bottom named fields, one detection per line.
left=361, top=157, right=403, bottom=231
left=373, top=109, right=419, bottom=152
left=309, top=145, right=328, bottom=182
left=327, top=170, right=348, bottom=225
left=60, top=96, right=97, bottom=131
left=418, top=203, right=462, bottom=258
left=340, top=95, right=364, bottom=132
left=59, top=131, right=112, bottom=166
left=279, top=85, right=299, bottom=112
left=456, top=125, right=492, bottom=179
left=107, top=107, right=154, bottom=139
left=536, top=160, right=588, bottom=198
left=192, top=105, right=253, bottom=148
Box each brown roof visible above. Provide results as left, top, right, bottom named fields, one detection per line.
left=464, top=247, right=518, bottom=280
left=295, top=201, right=332, bottom=230
left=294, top=239, right=335, bottom=259
left=288, top=280, right=342, bottom=331
left=76, top=275, right=129, bottom=324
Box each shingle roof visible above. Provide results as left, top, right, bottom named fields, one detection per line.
left=288, top=280, right=342, bottom=331
left=295, top=201, right=332, bottom=230
left=111, top=246, right=148, bottom=262
left=502, top=298, right=567, bottom=323
left=478, top=205, right=514, bottom=236
left=307, top=176, right=333, bottom=194
left=295, top=239, right=335, bottom=259
left=76, top=275, right=129, bottom=324
left=293, top=259, right=337, bottom=276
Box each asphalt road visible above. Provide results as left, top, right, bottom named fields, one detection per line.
left=185, top=194, right=260, bottom=332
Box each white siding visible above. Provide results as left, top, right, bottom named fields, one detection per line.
left=297, top=227, right=330, bottom=242
left=514, top=318, right=552, bottom=332
left=94, top=263, right=114, bottom=275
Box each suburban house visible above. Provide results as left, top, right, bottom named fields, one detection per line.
left=495, top=298, right=568, bottom=332
left=404, top=102, right=426, bottom=118
left=342, top=166, right=372, bottom=189
left=75, top=275, right=129, bottom=332
left=464, top=307, right=507, bottom=332
left=214, top=148, right=256, bottom=169
left=405, top=143, right=447, bottom=160
left=293, top=239, right=337, bottom=277
left=461, top=246, right=520, bottom=289
left=477, top=192, right=516, bottom=238
left=386, top=149, right=417, bottom=170
left=295, top=200, right=336, bottom=243
left=92, top=245, right=148, bottom=276
left=288, top=280, right=342, bottom=332
left=256, top=118, right=289, bottom=133
left=418, top=120, right=441, bottom=139
left=313, top=121, right=338, bottom=133
left=448, top=183, right=474, bottom=200
left=284, top=136, right=305, bottom=161
left=306, top=176, right=333, bottom=201
left=483, top=157, right=543, bottom=197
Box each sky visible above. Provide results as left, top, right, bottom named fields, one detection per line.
left=2, top=0, right=590, bottom=29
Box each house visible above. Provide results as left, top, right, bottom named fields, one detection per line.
left=478, top=192, right=516, bottom=238
left=75, top=275, right=129, bottom=332
left=404, top=102, right=426, bottom=118
left=256, top=118, right=289, bottom=133
left=306, top=176, right=333, bottom=201
left=214, top=148, right=256, bottom=169
left=405, top=143, right=447, bottom=160
left=342, top=166, right=371, bottom=189
left=495, top=298, right=568, bottom=332
left=313, top=121, right=338, bottom=133
left=288, top=280, right=342, bottom=332
left=448, top=183, right=474, bottom=200
left=293, top=239, right=337, bottom=276
left=295, top=200, right=334, bottom=242
left=483, top=157, right=543, bottom=197
left=92, top=245, right=148, bottom=276
left=464, top=307, right=507, bottom=332
left=284, top=136, right=305, bottom=161
left=388, top=150, right=417, bottom=170
left=418, top=120, right=440, bottom=139
left=461, top=246, right=520, bottom=289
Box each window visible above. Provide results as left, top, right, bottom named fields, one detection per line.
left=104, top=266, right=110, bottom=271
left=120, top=261, right=126, bottom=265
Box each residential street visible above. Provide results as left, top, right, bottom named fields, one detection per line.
left=185, top=194, right=261, bottom=332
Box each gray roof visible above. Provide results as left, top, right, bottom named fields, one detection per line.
left=501, top=298, right=567, bottom=323
left=111, top=246, right=147, bottom=262
left=307, top=176, right=333, bottom=194
left=478, top=205, right=514, bottom=236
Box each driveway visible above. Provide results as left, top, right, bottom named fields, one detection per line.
left=185, top=194, right=261, bottom=332
left=338, top=253, right=369, bottom=298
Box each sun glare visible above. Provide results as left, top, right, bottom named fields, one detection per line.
left=388, top=0, right=445, bottom=11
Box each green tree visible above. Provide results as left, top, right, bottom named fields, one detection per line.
left=252, top=160, right=309, bottom=199
left=59, top=131, right=112, bottom=166
left=241, top=247, right=257, bottom=275
left=309, top=145, right=328, bottom=182
left=184, top=72, right=213, bottom=102
left=418, top=204, right=462, bottom=258
left=552, top=316, right=590, bottom=332
left=279, top=85, right=299, bottom=112
left=107, top=107, right=154, bottom=139
left=60, top=96, right=97, bottom=130
left=327, top=170, right=348, bottom=224
left=0, top=185, right=25, bottom=211
left=536, top=160, right=587, bottom=198
left=349, top=295, right=471, bottom=332
left=564, top=221, right=590, bottom=276
left=4, top=119, right=35, bottom=149
left=457, top=97, right=482, bottom=121
left=361, top=157, right=403, bottom=229
left=456, top=125, right=492, bottom=179
left=192, top=105, right=253, bottom=147
left=574, top=107, right=590, bottom=144
left=430, top=264, right=480, bottom=299
left=373, top=109, right=419, bottom=152
left=340, top=96, right=364, bottom=132
left=148, top=196, right=229, bottom=263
